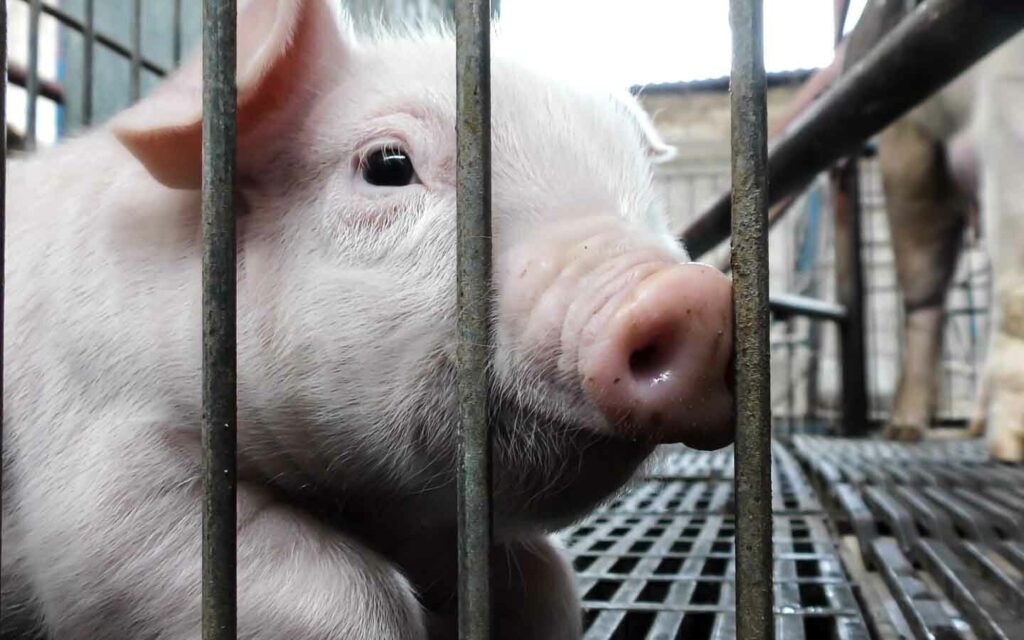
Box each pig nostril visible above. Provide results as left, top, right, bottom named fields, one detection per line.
left=628, top=335, right=677, bottom=385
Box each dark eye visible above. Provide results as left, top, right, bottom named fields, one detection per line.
left=361, top=147, right=417, bottom=187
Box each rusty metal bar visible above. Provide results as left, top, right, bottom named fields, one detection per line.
left=16, top=1, right=169, bottom=77
left=130, top=0, right=142, bottom=101
left=25, top=0, right=41, bottom=148
left=729, top=0, right=773, bottom=638
left=201, top=0, right=238, bottom=638
left=82, top=0, right=94, bottom=125
left=683, top=0, right=1024, bottom=260
left=455, top=0, right=493, bottom=638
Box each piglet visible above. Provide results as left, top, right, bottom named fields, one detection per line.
left=1, top=1, right=735, bottom=637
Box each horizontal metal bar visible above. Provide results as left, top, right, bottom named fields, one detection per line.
left=17, top=0, right=169, bottom=77
left=682, top=0, right=1024, bottom=259
left=769, top=294, right=846, bottom=323
left=7, top=62, right=64, bottom=104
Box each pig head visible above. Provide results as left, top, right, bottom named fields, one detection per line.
left=102, top=0, right=735, bottom=530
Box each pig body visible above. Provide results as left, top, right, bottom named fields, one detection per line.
left=845, top=1, right=1024, bottom=460
left=1, top=1, right=735, bottom=638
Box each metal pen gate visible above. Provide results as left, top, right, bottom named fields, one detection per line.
left=5, top=1, right=1023, bottom=639
left=0, top=1, right=773, bottom=637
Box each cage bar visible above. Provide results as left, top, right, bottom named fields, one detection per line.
left=455, top=0, right=493, bottom=638
left=20, top=1, right=169, bottom=78
left=25, top=0, right=41, bottom=148
left=130, top=0, right=142, bottom=101
left=683, top=0, right=1024, bottom=260
left=2, top=0, right=7, bottom=489
left=832, top=160, right=868, bottom=436
left=82, top=0, right=94, bottom=125
left=729, top=0, right=774, bottom=639
left=200, top=1, right=238, bottom=638
left=174, top=0, right=184, bottom=67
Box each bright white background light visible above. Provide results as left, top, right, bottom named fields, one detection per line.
left=498, top=0, right=865, bottom=88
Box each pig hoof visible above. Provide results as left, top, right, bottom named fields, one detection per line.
left=987, top=390, right=1024, bottom=462
left=882, top=423, right=924, bottom=442
left=966, top=415, right=986, bottom=438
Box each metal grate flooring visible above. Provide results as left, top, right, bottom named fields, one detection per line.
left=561, top=444, right=872, bottom=639
left=791, top=436, right=1024, bottom=640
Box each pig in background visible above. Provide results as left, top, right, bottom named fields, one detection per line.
left=844, top=0, right=1024, bottom=461
left=0, top=0, right=736, bottom=638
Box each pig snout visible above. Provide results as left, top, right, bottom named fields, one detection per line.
left=579, top=263, right=735, bottom=449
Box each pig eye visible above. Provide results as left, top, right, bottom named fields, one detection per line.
left=361, top=146, right=418, bottom=187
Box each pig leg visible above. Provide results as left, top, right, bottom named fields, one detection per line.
left=14, top=422, right=425, bottom=640
left=878, top=120, right=968, bottom=441
left=426, top=536, right=581, bottom=640
left=974, top=40, right=1024, bottom=462
left=491, top=537, right=582, bottom=639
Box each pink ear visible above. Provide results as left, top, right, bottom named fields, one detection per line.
left=110, top=0, right=346, bottom=189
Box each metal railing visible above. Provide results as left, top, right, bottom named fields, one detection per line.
left=5, top=0, right=1016, bottom=638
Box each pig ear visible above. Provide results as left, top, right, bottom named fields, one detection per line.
left=618, top=93, right=678, bottom=165
left=110, top=0, right=348, bottom=190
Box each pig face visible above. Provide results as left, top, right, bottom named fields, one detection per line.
left=111, top=0, right=734, bottom=533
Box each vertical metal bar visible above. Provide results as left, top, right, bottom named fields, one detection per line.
left=729, top=0, right=774, bottom=638
left=201, top=0, right=237, bottom=638
left=131, top=0, right=143, bottom=101
left=2, top=0, right=8, bottom=499
left=25, top=0, right=42, bottom=148
left=833, top=159, right=869, bottom=436
left=82, top=0, right=95, bottom=126
left=173, top=0, right=184, bottom=67
left=455, top=1, right=492, bottom=638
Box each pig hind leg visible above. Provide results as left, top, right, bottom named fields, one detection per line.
left=427, top=536, right=582, bottom=640
left=878, top=120, right=968, bottom=441
left=10, top=421, right=426, bottom=640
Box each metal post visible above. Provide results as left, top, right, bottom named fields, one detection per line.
left=25, top=0, right=41, bottom=148
left=2, top=0, right=8, bottom=503
left=82, top=0, right=95, bottom=126
left=131, top=0, right=143, bottom=101
left=831, top=0, right=869, bottom=437
left=201, top=0, right=237, bottom=638
left=833, top=159, right=869, bottom=437
left=455, top=0, right=492, bottom=638
left=729, top=0, right=773, bottom=638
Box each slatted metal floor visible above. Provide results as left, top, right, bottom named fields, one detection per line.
left=792, top=437, right=1024, bottom=640
left=563, top=437, right=1023, bottom=639
left=561, top=445, right=871, bottom=639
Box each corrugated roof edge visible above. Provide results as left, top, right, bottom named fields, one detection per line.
left=630, top=67, right=815, bottom=96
